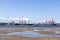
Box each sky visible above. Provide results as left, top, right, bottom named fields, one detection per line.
left=0, top=0, right=60, bottom=23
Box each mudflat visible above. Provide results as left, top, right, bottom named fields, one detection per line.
left=0, top=27, right=60, bottom=40
left=0, top=36, right=60, bottom=40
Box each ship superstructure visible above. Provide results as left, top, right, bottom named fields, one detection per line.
left=0, top=17, right=60, bottom=27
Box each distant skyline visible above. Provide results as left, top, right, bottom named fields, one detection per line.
left=0, top=0, right=60, bottom=23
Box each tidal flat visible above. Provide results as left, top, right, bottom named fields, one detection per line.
left=0, top=27, right=60, bottom=40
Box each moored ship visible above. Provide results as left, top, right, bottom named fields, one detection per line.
left=0, top=18, right=60, bottom=27
left=0, top=22, right=60, bottom=27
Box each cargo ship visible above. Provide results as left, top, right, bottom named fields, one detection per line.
left=0, top=18, right=60, bottom=27
left=0, top=22, right=60, bottom=27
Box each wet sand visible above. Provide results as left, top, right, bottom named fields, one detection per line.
left=0, top=36, right=60, bottom=40
left=0, top=27, right=60, bottom=40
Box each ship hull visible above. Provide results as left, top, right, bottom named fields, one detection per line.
left=0, top=24, right=60, bottom=27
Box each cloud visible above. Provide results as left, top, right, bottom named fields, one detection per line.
left=21, top=18, right=32, bottom=21
left=0, top=17, right=34, bottom=23
left=0, top=17, right=32, bottom=21
left=9, top=17, right=20, bottom=20
left=0, top=17, right=6, bottom=20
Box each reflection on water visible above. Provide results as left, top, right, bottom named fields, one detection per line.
left=7, top=31, right=60, bottom=38
left=0, top=30, right=60, bottom=38
left=0, top=27, right=60, bottom=38
left=55, top=31, right=60, bottom=34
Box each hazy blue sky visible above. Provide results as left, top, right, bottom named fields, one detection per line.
left=0, top=0, right=60, bottom=23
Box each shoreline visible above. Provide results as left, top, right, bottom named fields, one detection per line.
left=0, top=27, right=60, bottom=40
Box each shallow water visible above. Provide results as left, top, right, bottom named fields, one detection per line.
left=1, top=30, right=60, bottom=38
left=0, top=26, right=60, bottom=38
